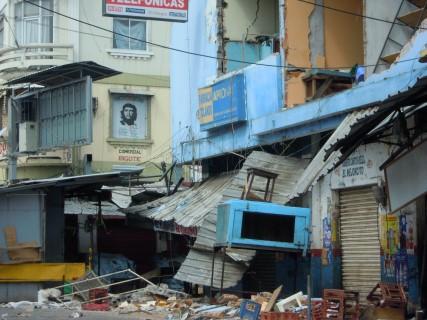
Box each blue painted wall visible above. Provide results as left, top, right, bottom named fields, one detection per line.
left=0, top=192, right=43, bottom=263
left=171, top=52, right=283, bottom=163
left=170, top=1, right=284, bottom=164
left=225, top=41, right=273, bottom=72
left=171, top=5, right=427, bottom=164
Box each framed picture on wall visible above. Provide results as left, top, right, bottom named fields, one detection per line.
left=111, top=93, right=149, bottom=140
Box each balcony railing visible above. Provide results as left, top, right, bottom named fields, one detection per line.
left=0, top=44, right=74, bottom=80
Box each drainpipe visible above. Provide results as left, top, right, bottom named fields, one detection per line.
left=279, top=0, right=286, bottom=109
left=217, top=0, right=225, bottom=76
left=7, top=92, right=17, bottom=182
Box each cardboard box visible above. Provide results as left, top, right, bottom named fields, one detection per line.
left=375, top=307, right=405, bottom=320
left=7, top=242, right=41, bottom=262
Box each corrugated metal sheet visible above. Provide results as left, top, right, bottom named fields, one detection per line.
left=64, top=199, right=124, bottom=217
left=194, top=151, right=310, bottom=250
left=125, top=174, right=233, bottom=228
left=289, top=107, right=379, bottom=200
left=174, top=249, right=248, bottom=288
left=339, top=187, right=381, bottom=304
left=175, top=151, right=309, bottom=288
left=7, top=61, right=120, bottom=86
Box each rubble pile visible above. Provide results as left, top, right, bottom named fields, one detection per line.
left=1, top=275, right=410, bottom=320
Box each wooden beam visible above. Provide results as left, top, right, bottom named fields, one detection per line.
left=382, top=52, right=400, bottom=64
left=313, top=77, right=334, bottom=99
left=398, top=8, right=427, bottom=28
left=408, top=0, right=427, bottom=8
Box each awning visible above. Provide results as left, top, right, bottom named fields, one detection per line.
left=0, top=172, right=126, bottom=195
left=6, top=61, right=120, bottom=87
left=174, top=151, right=309, bottom=288
left=289, top=107, right=380, bottom=199
left=289, top=94, right=427, bottom=200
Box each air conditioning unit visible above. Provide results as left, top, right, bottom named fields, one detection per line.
left=216, top=200, right=310, bottom=253
left=19, top=122, right=38, bottom=153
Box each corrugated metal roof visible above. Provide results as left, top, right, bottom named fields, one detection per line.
left=125, top=174, right=233, bottom=228
left=65, top=199, right=125, bottom=217
left=174, top=249, right=249, bottom=289
left=289, top=107, right=379, bottom=199
left=175, top=151, right=309, bottom=288
left=194, top=151, right=309, bottom=250
left=0, top=172, right=124, bottom=194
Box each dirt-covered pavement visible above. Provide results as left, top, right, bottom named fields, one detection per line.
left=0, top=307, right=167, bottom=320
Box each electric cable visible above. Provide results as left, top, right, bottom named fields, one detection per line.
left=21, top=0, right=424, bottom=71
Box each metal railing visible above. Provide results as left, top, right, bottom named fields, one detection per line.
left=0, top=43, right=74, bottom=77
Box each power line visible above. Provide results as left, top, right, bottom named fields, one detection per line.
left=295, top=0, right=427, bottom=30
left=22, top=0, right=422, bottom=71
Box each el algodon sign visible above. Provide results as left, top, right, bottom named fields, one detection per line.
left=197, top=74, right=247, bottom=131
left=103, top=0, right=188, bottom=22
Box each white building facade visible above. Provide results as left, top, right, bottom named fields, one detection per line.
left=0, top=0, right=172, bottom=180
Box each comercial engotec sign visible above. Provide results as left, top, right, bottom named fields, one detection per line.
left=103, top=0, right=188, bottom=22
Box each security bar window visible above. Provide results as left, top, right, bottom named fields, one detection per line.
left=15, top=0, right=53, bottom=44
left=113, top=18, right=147, bottom=51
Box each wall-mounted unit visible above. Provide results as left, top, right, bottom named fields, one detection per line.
left=19, top=122, right=38, bottom=153
left=216, top=200, right=310, bottom=252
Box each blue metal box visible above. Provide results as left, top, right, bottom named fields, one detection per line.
left=216, top=200, right=310, bottom=252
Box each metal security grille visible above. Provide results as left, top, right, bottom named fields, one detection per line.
left=339, top=187, right=381, bottom=302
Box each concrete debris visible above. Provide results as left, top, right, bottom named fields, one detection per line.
left=5, top=302, right=34, bottom=313
left=116, top=301, right=139, bottom=314
left=69, top=311, right=83, bottom=318
left=37, top=288, right=62, bottom=304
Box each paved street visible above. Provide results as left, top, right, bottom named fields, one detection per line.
left=0, top=308, right=166, bottom=320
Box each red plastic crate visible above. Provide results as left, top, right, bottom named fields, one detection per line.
left=88, top=288, right=109, bottom=304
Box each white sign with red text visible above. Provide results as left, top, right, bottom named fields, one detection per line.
left=103, top=0, right=188, bottom=22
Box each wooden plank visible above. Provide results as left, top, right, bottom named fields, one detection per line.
left=313, top=77, right=334, bottom=99
left=382, top=52, right=400, bottom=64
left=408, top=0, right=427, bottom=8
left=398, top=8, right=427, bottom=28
left=264, top=285, right=283, bottom=312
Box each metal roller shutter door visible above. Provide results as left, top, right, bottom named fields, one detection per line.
left=339, top=187, right=381, bottom=302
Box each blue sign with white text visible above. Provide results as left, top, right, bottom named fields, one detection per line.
left=197, top=74, right=247, bottom=131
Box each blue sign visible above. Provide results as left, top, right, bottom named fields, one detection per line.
left=240, top=300, right=261, bottom=320
left=197, top=74, right=247, bottom=131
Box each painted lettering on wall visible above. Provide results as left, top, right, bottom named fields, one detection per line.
left=118, top=147, right=142, bottom=162
left=154, top=220, right=198, bottom=237
left=341, top=155, right=366, bottom=178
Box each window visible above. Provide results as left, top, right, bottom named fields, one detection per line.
left=15, top=0, right=53, bottom=44
left=113, top=18, right=146, bottom=51
left=111, top=94, right=149, bottom=141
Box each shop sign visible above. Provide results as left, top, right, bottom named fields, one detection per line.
left=197, top=74, right=247, bottom=131
left=103, top=0, right=189, bottom=22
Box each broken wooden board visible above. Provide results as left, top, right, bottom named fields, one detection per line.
left=264, top=285, right=283, bottom=312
